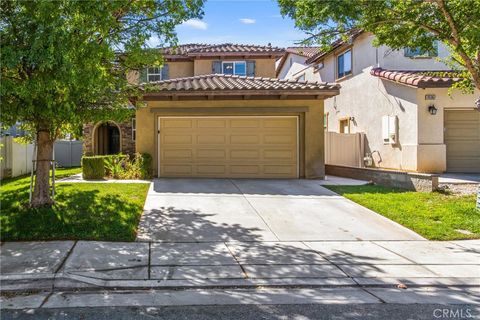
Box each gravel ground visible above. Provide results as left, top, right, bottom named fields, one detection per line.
left=438, top=183, right=479, bottom=195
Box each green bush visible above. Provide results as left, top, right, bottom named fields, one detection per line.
left=118, top=153, right=152, bottom=180
left=81, top=156, right=105, bottom=179
left=103, top=154, right=129, bottom=178
left=81, top=153, right=151, bottom=180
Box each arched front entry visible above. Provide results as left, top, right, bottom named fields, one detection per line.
left=94, top=122, right=121, bottom=155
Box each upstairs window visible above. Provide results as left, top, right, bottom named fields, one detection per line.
left=147, top=67, right=161, bottom=82
left=337, top=49, right=352, bottom=79
left=404, top=41, right=438, bottom=58
left=141, top=64, right=169, bottom=83
left=222, top=61, right=247, bottom=76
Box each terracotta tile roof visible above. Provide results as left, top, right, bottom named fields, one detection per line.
left=285, top=47, right=322, bottom=58
left=159, top=43, right=284, bottom=60
left=370, top=68, right=464, bottom=88
left=141, top=74, right=339, bottom=97
left=187, top=43, right=284, bottom=55
left=161, top=43, right=210, bottom=56
left=305, top=29, right=364, bottom=64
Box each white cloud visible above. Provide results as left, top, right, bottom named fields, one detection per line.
left=239, top=18, right=256, bottom=24
left=181, top=19, right=208, bottom=30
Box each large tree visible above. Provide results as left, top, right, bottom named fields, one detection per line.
left=1, top=0, right=203, bottom=206
left=278, top=0, right=480, bottom=97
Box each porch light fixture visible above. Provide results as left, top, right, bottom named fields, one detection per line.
left=428, top=105, right=437, bottom=115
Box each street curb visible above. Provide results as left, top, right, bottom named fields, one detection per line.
left=1, top=273, right=479, bottom=293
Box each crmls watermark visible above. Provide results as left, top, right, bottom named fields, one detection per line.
left=433, top=308, right=473, bottom=319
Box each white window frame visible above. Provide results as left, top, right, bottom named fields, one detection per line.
left=147, top=66, right=162, bottom=82
left=132, top=118, right=136, bottom=141
left=336, top=49, right=352, bottom=79
left=222, top=61, right=247, bottom=76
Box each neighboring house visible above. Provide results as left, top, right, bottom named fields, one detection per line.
left=277, top=32, right=480, bottom=173
left=83, top=43, right=340, bottom=179
left=1, top=123, right=27, bottom=137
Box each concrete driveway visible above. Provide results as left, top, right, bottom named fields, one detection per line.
left=137, top=179, right=423, bottom=242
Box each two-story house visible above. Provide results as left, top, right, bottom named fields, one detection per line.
left=277, top=32, right=480, bottom=173
left=83, top=43, right=340, bottom=179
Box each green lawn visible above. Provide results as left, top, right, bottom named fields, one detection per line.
left=325, top=185, right=480, bottom=240
left=1, top=168, right=149, bottom=241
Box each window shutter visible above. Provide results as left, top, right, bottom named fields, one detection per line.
left=246, top=60, right=256, bottom=77
left=139, top=68, right=148, bottom=83
left=161, top=64, right=169, bottom=80
left=212, top=61, right=222, bottom=74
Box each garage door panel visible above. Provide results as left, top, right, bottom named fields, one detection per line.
left=445, top=126, right=479, bottom=139
left=264, top=135, right=295, bottom=144
left=163, top=135, right=192, bottom=144
left=197, top=149, right=226, bottom=159
left=163, top=119, right=192, bottom=128
left=197, top=119, right=227, bottom=128
left=162, top=165, right=193, bottom=175
left=445, top=110, right=480, bottom=172
left=264, top=165, right=297, bottom=175
left=230, top=150, right=260, bottom=159
left=197, top=165, right=227, bottom=174
left=159, top=116, right=298, bottom=178
left=230, top=135, right=260, bottom=144
left=197, top=135, right=226, bottom=144
left=264, top=149, right=296, bottom=160
left=263, top=119, right=296, bottom=128
left=446, top=143, right=480, bottom=157
left=230, top=119, right=261, bottom=128
left=162, top=149, right=193, bottom=160
left=230, top=165, right=260, bottom=174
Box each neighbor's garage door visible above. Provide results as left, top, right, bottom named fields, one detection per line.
left=445, top=110, right=480, bottom=172
left=158, top=116, right=298, bottom=178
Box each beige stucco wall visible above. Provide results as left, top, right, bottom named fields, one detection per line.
left=127, top=61, right=194, bottom=84
left=135, top=99, right=325, bottom=178
left=194, top=58, right=277, bottom=77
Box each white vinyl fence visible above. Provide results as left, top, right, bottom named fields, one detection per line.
left=325, top=132, right=365, bottom=167
left=54, top=140, right=83, bottom=167
left=0, top=137, right=82, bottom=179
left=0, top=136, right=34, bottom=179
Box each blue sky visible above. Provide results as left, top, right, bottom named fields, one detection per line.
left=151, top=0, right=309, bottom=48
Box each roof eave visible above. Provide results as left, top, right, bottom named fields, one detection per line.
left=142, top=89, right=340, bottom=100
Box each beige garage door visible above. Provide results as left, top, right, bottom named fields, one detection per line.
left=159, top=116, right=298, bottom=178
left=445, top=110, right=480, bottom=172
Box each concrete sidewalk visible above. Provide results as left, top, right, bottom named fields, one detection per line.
left=1, top=240, right=478, bottom=293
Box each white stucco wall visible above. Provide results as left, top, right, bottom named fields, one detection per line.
left=379, top=42, right=452, bottom=70
left=279, top=32, right=477, bottom=172
left=277, top=53, right=309, bottom=80
left=324, top=68, right=420, bottom=171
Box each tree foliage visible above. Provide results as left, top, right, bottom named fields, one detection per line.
left=278, top=0, right=480, bottom=93
left=0, top=0, right=204, bottom=206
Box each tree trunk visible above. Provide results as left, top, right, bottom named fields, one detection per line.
left=31, top=130, right=54, bottom=207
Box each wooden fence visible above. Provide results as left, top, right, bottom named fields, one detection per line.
left=325, top=132, right=365, bottom=168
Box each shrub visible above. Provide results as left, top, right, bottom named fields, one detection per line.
left=81, top=156, right=105, bottom=179
left=118, top=153, right=152, bottom=180
left=81, top=153, right=151, bottom=180
left=104, top=154, right=128, bottom=178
